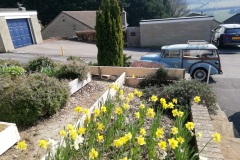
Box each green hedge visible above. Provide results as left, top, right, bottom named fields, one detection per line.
left=0, top=73, right=70, bottom=125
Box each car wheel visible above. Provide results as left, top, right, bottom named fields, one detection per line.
left=217, top=38, right=223, bottom=48
left=193, top=69, right=207, bottom=81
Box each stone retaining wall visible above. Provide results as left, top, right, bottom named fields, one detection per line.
left=191, top=103, right=224, bottom=160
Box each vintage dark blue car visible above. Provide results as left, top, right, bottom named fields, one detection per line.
left=140, top=40, right=223, bottom=81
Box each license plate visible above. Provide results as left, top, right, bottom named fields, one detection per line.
left=232, top=37, right=240, bottom=40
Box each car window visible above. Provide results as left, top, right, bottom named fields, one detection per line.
left=183, top=50, right=218, bottom=58
left=225, top=28, right=240, bottom=33
left=164, top=50, right=180, bottom=58
left=218, top=27, right=224, bottom=33
left=214, top=26, right=221, bottom=32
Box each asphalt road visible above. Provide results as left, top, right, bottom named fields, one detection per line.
left=0, top=41, right=240, bottom=135
left=209, top=45, right=240, bottom=136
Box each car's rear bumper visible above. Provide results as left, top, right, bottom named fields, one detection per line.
left=223, top=42, right=240, bottom=45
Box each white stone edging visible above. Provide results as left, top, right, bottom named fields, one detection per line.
left=41, top=72, right=126, bottom=160
left=68, top=72, right=92, bottom=95
left=0, top=122, right=20, bottom=155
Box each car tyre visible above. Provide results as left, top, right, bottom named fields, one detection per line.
left=193, top=68, right=207, bottom=81
left=217, top=38, right=223, bottom=48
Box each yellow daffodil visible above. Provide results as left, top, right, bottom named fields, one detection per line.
left=140, top=103, right=145, bottom=109
left=114, top=139, right=123, bottom=147
left=119, top=89, right=124, bottom=95
left=213, top=132, right=221, bottom=143
left=116, top=107, right=122, bottom=115
left=60, top=130, right=66, bottom=137
left=97, top=123, right=104, bottom=131
left=114, top=85, right=119, bottom=91
left=135, top=112, right=140, bottom=118
left=74, top=106, right=82, bottom=113
left=134, top=89, right=138, bottom=94
left=120, top=137, right=128, bottom=144
left=101, top=106, right=106, bottom=113
left=158, top=140, right=166, bottom=150
left=171, top=127, right=178, bottom=135
left=194, top=96, right=201, bottom=103
left=177, top=136, right=185, bottom=144
left=137, top=135, right=146, bottom=145
left=172, top=98, right=178, bottom=104
left=197, top=132, right=202, bottom=139
left=128, top=93, right=134, bottom=99
left=97, top=133, right=103, bottom=143
left=120, top=95, right=124, bottom=100
left=151, top=95, right=158, bottom=102
left=147, top=108, right=155, bottom=118
left=83, top=109, right=89, bottom=115
left=16, top=140, right=27, bottom=151
left=85, top=116, right=91, bottom=122
left=126, top=97, right=130, bottom=103
left=140, top=128, right=146, bottom=136
left=160, top=98, right=166, bottom=104
left=186, top=122, right=195, bottom=130
left=123, top=103, right=130, bottom=110
left=38, top=140, right=47, bottom=149
left=121, top=157, right=128, bottom=160
left=168, top=102, right=174, bottom=109
left=109, top=84, right=114, bottom=89
left=156, top=128, right=164, bottom=138
left=137, top=91, right=142, bottom=97
left=178, top=111, right=184, bottom=117
left=162, top=103, right=168, bottom=109
left=94, top=109, right=100, bottom=117
left=89, top=148, right=98, bottom=159
left=70, top=129, right=77, bottom=139
left=67, top=124, right=75, bottom=131
left=78, top=127, right=86, bottom=135
left=168, top=138, right=178, bottom=149
left=172, top=109, right=178, bottom=117
left=125, top=132, right=132, bottom=140
left=132, top=74, right=135, bottom=78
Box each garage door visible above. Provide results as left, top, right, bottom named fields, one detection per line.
left=7, top=19, right=33, bottom=49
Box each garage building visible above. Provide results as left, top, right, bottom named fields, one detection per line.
left=140, top=16, right=215, bottom=47
left=0, top=8, right=43, bottom=52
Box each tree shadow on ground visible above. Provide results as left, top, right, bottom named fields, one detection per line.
left=229, top=112, right=240, bottom=138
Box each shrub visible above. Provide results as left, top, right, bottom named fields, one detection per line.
left=40, top=66, right=60, bottom=77
left=130, top=61, right=163, bottom=68
left=139, top=67, right=180, bottom=88
left=0, top=59, right=24, bottom=67
left=67, top=56, right=85, bottom=63
left=58, top=60, right=89, bottom=80
left=0, top=73, right=70, bottom=125
left=88, top=61, right=98, bottom=66
left=75, top=30, right=96, bottom=41
left=142, top=79, right=218, bottom=115
left=123, top=54, right=132, bottom=67
left=26, top=56, right=57, bottom=72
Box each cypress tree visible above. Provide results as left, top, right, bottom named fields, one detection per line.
left=95, top=0, right=123, bottom=66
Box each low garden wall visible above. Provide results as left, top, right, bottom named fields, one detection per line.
left=191, top=103, right=224, bottom=159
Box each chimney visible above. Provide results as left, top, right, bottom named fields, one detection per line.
left=17, top=2, right=26, bottom=11
left=121, top=8, right=127, bottom=28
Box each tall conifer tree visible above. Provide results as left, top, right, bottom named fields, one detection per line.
left=95, top=0, right=123, bottom=66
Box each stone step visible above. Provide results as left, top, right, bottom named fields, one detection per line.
left=219, top=136, right=240, bottom=160
left=211, top=109, right=229, bottom=122
left=212, top=121, right=235, bottom=138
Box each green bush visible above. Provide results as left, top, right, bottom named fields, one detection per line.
left=123, top=54, right=132, bottom=67
left=58, top=60, right=89, bottom=80
left=26, top=56, right=57, bottom=72
left=0, top=59, right=24, bottom=67
left=40, top=66, right=60, bottom=77
left=139, top=67, right=180, bottom=88
left=0, top=73, right=70, bottom=125
left=67, top=56, right=85, bottom=63
left=88, top=61, right=98, bottom=66
left=142, top=80, right=218, bottom=115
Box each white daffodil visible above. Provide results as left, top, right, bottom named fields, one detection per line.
left=75, top=135, right=84, bottom=144
left=199, top=156, right=208, bottom=160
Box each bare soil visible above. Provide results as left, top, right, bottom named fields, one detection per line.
left=0, top=79, right=112, bottom=160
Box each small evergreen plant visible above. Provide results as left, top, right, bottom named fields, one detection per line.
left=95, top=0, right=123, bottom=66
